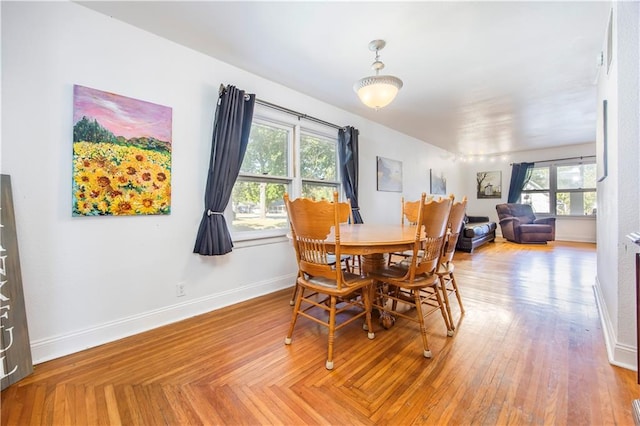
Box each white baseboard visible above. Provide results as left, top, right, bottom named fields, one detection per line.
left=495, top=232, right=596, bottom=244
left=555, top=235, right=597, bottom=243
left=593, top=279, right=637, bottom=371
left=30, top=273, right=296, bottom=364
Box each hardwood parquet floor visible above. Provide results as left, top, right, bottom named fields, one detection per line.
left=2, top=240, right=638, bottom=425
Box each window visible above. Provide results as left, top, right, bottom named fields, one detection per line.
left=519, top=160, right=596, bottom=216
left=300, top=132, right=339, bottom=200
left=228, top=107, right=341, bottom=239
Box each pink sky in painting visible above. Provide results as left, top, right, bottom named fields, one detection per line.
left=73, top=85, right=172, bottom=142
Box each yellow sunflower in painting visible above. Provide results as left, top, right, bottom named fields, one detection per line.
left=135, top=167, right=156, bottom=189
left=90, top=171, right=112, bottom=192
left=76, top=199, right=94, bottom=215
left=96, top=200, right=109, bottom=214
left=134, top=195, right=159, bottom=214
left=121, top=160, right=141, bottom=179
left=73, top=169, right=93, bottom=189
left=108, top=190, right=139, bottom=215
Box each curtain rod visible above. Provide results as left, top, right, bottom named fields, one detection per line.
left=510, top=155, right=596, bottom=165
left=255, top=98, right=344, bottom=131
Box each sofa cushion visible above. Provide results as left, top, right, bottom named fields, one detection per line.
left=519, top=224, right=552, bottom=234
left=462, top=222, right=497, bottom=238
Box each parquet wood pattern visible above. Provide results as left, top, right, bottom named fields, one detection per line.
left=2, top=240, right=638, bottom=425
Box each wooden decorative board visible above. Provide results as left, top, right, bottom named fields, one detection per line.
left=1, top=174, right=33, bottom=390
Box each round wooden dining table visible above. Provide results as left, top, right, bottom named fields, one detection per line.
left=328, top=223, right=422, bottom=273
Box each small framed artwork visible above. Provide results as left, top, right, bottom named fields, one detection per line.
left=430, top=169, right=446, bottom=195
left=597, top=99, right=608, bottom=182
left=377, top=156, right=402, bottom=192
left=477, top=171, right=502, bottom=199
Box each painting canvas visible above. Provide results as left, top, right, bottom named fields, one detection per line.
left=72, top=85, right=172, bottom=216
left=430, top=169, right=446, bottom=195
left=477, top=171, right=502, bottom=199
left=377, top=156, right=402, bottom=192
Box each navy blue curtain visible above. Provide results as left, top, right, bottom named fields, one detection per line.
left=507, top=162, right=534, bottom=203
left=194, top=85, right=255, bottom=255
left=338, top=126, right=363, bottom=223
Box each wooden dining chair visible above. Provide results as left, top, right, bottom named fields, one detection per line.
left=388, top=196, right=424, bottom=266
left=402, top=196, right=422, bottom=225
left=288, top=198, right=355, bottom=305
left=369, top=193, right=453, bottom=358
left=388, top=194, right=437, bottom=266
left=284, top=192, right=375, bottom=370
left=436, top=196, right=468, bottom=331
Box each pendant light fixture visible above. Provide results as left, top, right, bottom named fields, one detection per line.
left=353, top=39, right=403, bottom=110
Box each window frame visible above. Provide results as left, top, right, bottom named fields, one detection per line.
left=519, top=159, right=597, bottom=218
left=228, top=106, right=342, bottom=242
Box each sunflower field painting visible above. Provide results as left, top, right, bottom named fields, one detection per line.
left=72, top=85, right=172, bottom=216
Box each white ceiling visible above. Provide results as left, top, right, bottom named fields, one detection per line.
left=77, top=1, right=611, bottom=156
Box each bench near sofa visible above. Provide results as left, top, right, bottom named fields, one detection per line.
left=455, top=215, right=497, bottom=253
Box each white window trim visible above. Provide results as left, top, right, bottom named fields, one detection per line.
left=228, top=105, right=342, bottom=244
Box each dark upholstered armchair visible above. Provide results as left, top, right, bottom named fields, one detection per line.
left=495, top=203, right=556, bottom=244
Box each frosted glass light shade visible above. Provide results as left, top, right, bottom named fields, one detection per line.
left=354, top=75, right=403, bottom=109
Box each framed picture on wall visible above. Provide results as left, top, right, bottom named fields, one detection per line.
left=477, top=171, right=502, bottom=199
left=377, top=156, right=402, bottom=192
left=606, top=9, right=613, bottom=75
left=72, top=85, right=173, bottom=216
left=597, top=99, right=608, bottom=182
left=430, top=169, right=446, bottom=195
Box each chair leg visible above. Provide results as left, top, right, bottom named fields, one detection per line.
left=285, top=285, right=303, bottom=345
left=289, top=282, right=298, bottom=306
left=432, top=280, right=454, bottom=337
left=326, top=295, right=337, bottom=370
left=391, top=285, right=401, bottom=311
left=344, top=255, right=362, bottom=275
left=439, top=274, right=456, bottom=333
left=413, top=290, right=432, bottom=358
left=363, top=285, right=375, bottom=339
left=450, top=273, right=465, bottom=314
left=343, top=257, right=352, bottom=273
left=353, top=255, right=362, bottom=275
left=374, top=283, right=396, bottom=330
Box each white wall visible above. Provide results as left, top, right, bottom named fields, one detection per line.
left=594, top=1, right=640, bottom=371
left=459, top=143, right=597, bottom=243
left=1, top=2, right=461, bottom=363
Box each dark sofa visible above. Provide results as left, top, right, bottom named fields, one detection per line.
left=456, top=215, right=497, bottom=253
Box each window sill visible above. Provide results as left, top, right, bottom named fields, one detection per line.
left=231, top=233, right=290, bottom=249
left=555, top=215, right=596, bottom=220
left=536, top=214, right=596, bottom=220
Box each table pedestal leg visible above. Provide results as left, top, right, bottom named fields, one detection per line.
left=360, top=253, right=387, bottom=274
left=360, top=253, right=396, bottom=329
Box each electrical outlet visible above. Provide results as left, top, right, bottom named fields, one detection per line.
left=176, top=282, right=186, bottom=297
